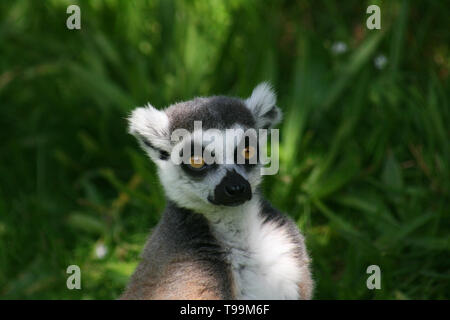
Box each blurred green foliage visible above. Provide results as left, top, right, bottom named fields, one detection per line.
left=0, top=0, right=449, bottom=299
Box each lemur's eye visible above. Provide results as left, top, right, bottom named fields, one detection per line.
left=189, top=156, right=205, bottom=169
left=242, top=146, right=255, bottom=160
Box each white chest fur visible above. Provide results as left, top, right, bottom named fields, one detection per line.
left=208, top=199, right=302, bottom=300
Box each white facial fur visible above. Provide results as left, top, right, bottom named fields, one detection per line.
left=157, top=127, right=263, bottom=214
left=127, top=83, right=281, bottom=213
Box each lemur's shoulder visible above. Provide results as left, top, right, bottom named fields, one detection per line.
left=259, top=198, right=314, bottom=299
left=120, top=203, right=233, bottom=299
left=259, top=199, right=307, bottom=248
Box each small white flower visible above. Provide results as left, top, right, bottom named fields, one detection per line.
left=331, top=41, right=348, bottom=55
left=374, top=54, right=388, bottom=69
left=95, top=243, right=108, bottom=259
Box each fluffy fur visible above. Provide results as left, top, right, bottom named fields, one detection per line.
left=245, top=82, right=282, bottom=129
left=207, top=197, right=312, bottom=299
left=121, top=83, right=313, bottom=300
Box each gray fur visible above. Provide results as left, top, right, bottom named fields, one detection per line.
left=121, top=202, right=233, bottom=299
left=166, top=96, right=255, bottom=133
left=122, top=83, right=313, bottom=300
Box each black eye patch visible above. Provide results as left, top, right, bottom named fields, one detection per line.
left=181, top=160, right=215, bottom=178
left=179, top=142, right=216, bottom=178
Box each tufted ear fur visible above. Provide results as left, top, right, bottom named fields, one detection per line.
left=245, top=82, right=282, bottom=129
left=128, top=104, right=171, bottom=161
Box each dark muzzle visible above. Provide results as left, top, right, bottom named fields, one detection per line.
left=209, top=170, right=252, bottom=207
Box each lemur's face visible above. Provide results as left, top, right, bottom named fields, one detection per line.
left=128, top=83, right=281, bottom=214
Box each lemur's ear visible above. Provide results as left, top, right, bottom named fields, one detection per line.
left=128, top=104, right=171, bottom=161
left=245, top=82, right=282, bottom=129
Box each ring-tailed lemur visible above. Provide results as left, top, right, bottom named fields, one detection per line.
left=121, top=83, right=313, bottom=300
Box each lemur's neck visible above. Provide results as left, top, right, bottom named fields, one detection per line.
left=203, top=197, right=263, bottom=252
left=206, top=195, right=260, bottom=222
left=168, top=195, right=263, bottom=246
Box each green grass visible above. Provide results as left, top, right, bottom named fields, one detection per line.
left=0, top=0, right=449, bottom=299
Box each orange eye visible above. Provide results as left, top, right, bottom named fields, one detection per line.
left=242, top=146, right=255, bottom=160
left=189, top=156, right=205, bottom=169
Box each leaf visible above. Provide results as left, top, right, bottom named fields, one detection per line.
left=67, top=212, right=106, bottom=236
left=312, top=198, right=366, bottom=242
left=322, top=31, right=386, bottom=110
left=382, top=152, right=403, bottom=190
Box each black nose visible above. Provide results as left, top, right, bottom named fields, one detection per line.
left=209, top=170, right=252, bottom=206
left=225, top=184, right=246, bottom=196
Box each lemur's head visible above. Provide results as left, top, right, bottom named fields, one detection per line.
left=128, top=83, right=281, bottom=214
